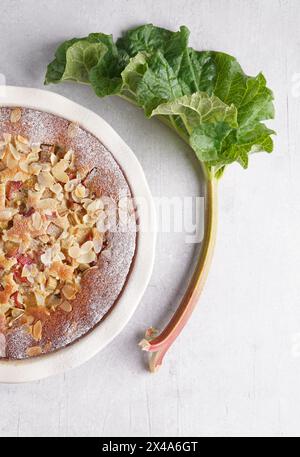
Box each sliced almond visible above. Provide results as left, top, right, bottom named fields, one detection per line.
left=68, top=245, right=81, bottom=259
left=34, top=290, right=46, bottom=307
left=37, top=198, right=57, bottom=210
left=9, top=143, right=21, bottom=161
left=51, top=160, right=69, bottom=183
left=64, top=179, right=78, bottom=192
left=60, top=301, right=73, bottom=312
left=29, top=162, right=42, bottom=175
left=0, top=209, right=16, bottom=220
left=17, top=135, right=29, bottom=145
left=32, top=320, right=42, bottom=341
left=38, top=171, right=55, bottom=188
left=16, top=141, right=30, bottom=154
left=51, top=183, right=63, bottom=195
left=46, top=277, right=57, bottom=290
left=80, top=240, right=94, bottom=254
left=50, top=153, right=58, bottom=166
left=26, top=346, right=42, bottom=357
left=6, top=152, right=18, bottom=170
left=14, top=170, right=30, bottom=181
left=87, top=198, right=104, bottom=213
left=31, top=211, right=43, bottom=230
left=67, top=122, right=79, bottom=138
left=62, top=284, right=77, bottom=300
left=10, top=108, right=22, bottom=123
left=73, top=184, right=88, bottom=200
left=64, top=149, right=74, bottom=162
left=93, top=238, right=103, bottom=254
left=96, top=212, right=107, bottom=232
left=77, top=250, right=96, bottom=264
left=40, top=248, right=52, bottom=267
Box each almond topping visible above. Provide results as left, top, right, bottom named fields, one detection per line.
left=62, top=284, right=76, bottom=300
left=77, top=250, right=96, bottom=264
left=10, top=108, right=22, bottom=123
left=38, top=171, right=55, bottom=188
left=67, top=122, right=79, bottom=138
left=0, top=132, right=108, bottom=344
left=51, top=160, right=69, bottom=183
left=9, top=143, right=21, bottom=161
left=32, top=320, right=42, bottom=341
left=69, top=245, right=81, bottom=259
left=0, top=209, right=16, bottom=220
left=40, top=248, right=52, bottom=267
left=26, top=346, right=42, bottom=357
left=60, top=301, right=73, bottom=312
left=46, top=277, right=57, bottom=290
left=80, top=240, right=94, bottom=254
left=31, top=211, right=43, bottom=230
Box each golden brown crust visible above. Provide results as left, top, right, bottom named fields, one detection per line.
left=0, top=107, right=136, bottom=359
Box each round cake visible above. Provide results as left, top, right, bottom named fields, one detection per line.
left=0, top=107, right=136, bottom=359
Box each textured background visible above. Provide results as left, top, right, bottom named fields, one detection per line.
left=0, top=0, right=299, bottom=437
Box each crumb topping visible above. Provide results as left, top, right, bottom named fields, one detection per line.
left=0, top=132, right=107, bottom=340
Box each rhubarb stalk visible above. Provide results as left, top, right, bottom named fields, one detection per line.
left=139, top=177, right=218, bottom=372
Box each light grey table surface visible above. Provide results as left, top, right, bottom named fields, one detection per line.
left=0, top=0, right=299, bottom=437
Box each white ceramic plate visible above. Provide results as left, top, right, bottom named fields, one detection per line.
left=0, top=86, right=156, bottom=383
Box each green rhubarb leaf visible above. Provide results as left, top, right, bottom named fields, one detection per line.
left=45, top=33, right=129, bottom=93
left=88, top=35, right=129, bottom=97
left=178, top=49, right=274, bottom=124
left=119, top=26, right=191, bottom=115
left=134, top=50, right=185, bottom=116
left=45, top=38, right=81, bottom=84
left=121, top=52, right=147, bottom=89
left=45, top=24, right=275, bottom=178
left=62, top=41, right=107, bottom=83
left=117, top=24, right=177, bottom=56
left=190, top=122, right=233, bottom=162
left=152, top=92, right=274, bottom=173
left=151, top=92, right=238, bottom=132
left=191, top=121, right=275, bottom=172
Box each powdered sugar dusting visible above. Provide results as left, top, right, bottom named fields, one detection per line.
left=0, top=107, right=136, bottom=360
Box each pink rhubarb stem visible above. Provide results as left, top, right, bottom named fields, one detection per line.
left=139, top=177, right=218, bottom=372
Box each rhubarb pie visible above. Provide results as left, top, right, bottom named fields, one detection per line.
left=0, top=107, right=136, bottom=359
